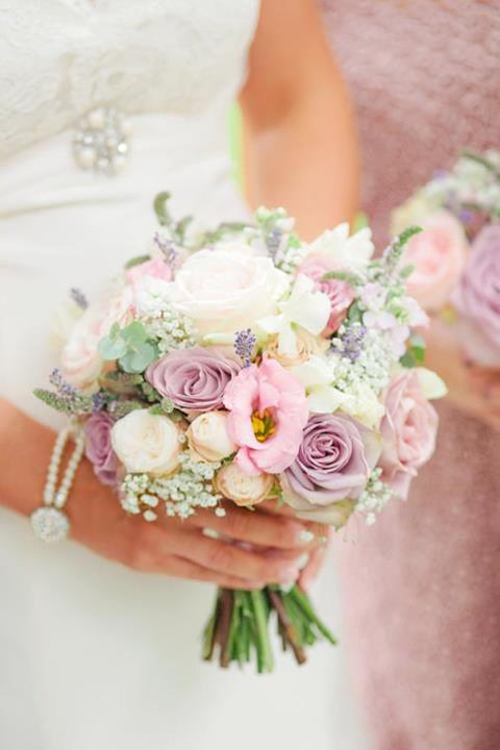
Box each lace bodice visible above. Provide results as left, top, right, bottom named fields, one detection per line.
left=0, top=0, right=260, bottom=161
left=321, top=0, right=500, bottom=245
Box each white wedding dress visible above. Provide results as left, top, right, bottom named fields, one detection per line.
left=0, top=3, right=368, bottom=748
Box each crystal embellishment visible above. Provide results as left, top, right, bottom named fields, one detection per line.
left=73, top=107, right=132, bottom=175
left=31, top=506, right=70, bottom=544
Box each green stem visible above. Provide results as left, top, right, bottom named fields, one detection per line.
left=267, top=588, right=306, bottom=665
left=288, top=585, right=337, bottom=646
left=249, top=589, right=275, bottom=673
left=202, top=590, right=220, bottom=661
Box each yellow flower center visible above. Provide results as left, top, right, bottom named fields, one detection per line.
left=251, top=409, right=276, bottom=443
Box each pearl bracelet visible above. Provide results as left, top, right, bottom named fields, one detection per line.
left=31, top=425, right=85, bottom=543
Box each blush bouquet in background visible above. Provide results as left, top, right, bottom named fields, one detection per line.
left=391, top=150, right=500, bottom=367
left=35, top=193, right=444, bottom=672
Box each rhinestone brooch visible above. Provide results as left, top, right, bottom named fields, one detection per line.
left=73, top=107, right=132, bottom=176
left=31, top=507, right=70, bottom=544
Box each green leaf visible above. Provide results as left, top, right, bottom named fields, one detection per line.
left=109, top=322, right=121, bottom=339
left=400, top=264, right=416, bottom=279
left=287, top=234, right=301, bottom=249
left=400, top=350, right=417, bottom=368
left=394, top=226, right=422, bottom=250
left=148, top=405, right=165, bottom=416
left=347, top=302, right=363, bottom=324
left=323, top=270, right=362, bottom=286
left=401, top=335, right=426, bottom=368
left=33, top=388, right=72, bottom=414
left=153, top=191, right=172, bottom=227
left=124, top=254, right=152, bottom=270
left=119, top=342, right=158, bottom=373
left=121, top=321, right=148, bottom=345
left=99, top=335, right=127, bottom=361
left=175, top=215, right=193, bottom=241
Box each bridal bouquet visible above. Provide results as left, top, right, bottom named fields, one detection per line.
left=35, top=193, right=444, bottom=672
left=392, top=150, right=500, bottom=366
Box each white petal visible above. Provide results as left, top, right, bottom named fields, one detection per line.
left=308, top=385, right=343, bottom=413
left=277, top=324, right=299, bottom=357
left=417, top=367, right=448, bottom=399
left=257, top=313, right=284, bottom=336
left=296, top=292, right=331, bottom=335
left=292, top=355, right=333, bottom=387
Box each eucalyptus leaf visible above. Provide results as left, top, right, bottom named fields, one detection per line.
left=121, top=321, right=148, bottom=345
left=119, top=342, right=158, bottom=373
left=99, top=335, right=127, bottom=361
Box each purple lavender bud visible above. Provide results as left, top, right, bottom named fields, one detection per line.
left=154, top=232, right=178, bottom=265
left=234, top=329, right=257, bottom=367
left=69, top=288, right=88, bottom=310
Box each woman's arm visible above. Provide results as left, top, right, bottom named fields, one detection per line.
left=0, top=399, right=324, bottom=586
left=240, top=0, right=360, bottom=240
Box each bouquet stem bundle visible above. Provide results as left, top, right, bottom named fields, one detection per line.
left=202, top=584, right=336, bottom=673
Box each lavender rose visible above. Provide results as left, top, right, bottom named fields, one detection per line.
left=452, top=223, right=500, bottom=366
left=282, top=413, right=380, bottom=526
left=83, top=412, right=118, bottom=486
left=146, top=347, right=241, bottom=412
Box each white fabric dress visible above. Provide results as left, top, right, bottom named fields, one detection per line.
left=0, top=3, right=368, bottom=748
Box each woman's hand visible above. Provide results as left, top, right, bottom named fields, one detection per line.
left=72, top=468, right=326, bottom=590
left=424, top=318, right=500, bottom=430
left=0, top=400, right=327, bottom=590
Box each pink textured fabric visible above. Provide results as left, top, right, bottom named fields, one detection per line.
left=320, top=2, right=500, bottom=748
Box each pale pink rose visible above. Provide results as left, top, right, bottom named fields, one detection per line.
left=300, top=257, right=355, bottom=334
left=379, top=371, right=438, bottom=500
left=223, top=358, right=309, bottom=476
left=61, top=288, right=133, bottom=390
left=125, top=257, right=172, bottom=293
left=402, top=211, right=467, bottom=312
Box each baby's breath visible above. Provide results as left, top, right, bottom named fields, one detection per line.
left=355, top=468, right=394, bottom=525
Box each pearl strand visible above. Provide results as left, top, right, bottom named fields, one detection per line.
left=31, top=425, right=85, bottom=543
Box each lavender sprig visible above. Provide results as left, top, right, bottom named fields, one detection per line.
left=34, top=368, right=95, bottom=415
left=234, top=329, right=257, bottom=367
left=69, top=287, right=88, bottom=310
left=154, top=232, right=179, bottom=266
left=49, top=368, right=78, bottom=398
left=332, top=325, right=367, bottom=363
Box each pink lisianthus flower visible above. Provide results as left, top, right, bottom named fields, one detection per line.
left=223, top=358, right=309, bottom=476
left=125, top=257, right=172, bottom=292
left=300, top=257, right=355, bottom=334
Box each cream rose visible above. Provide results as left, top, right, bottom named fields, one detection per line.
left=168, top=249, right=289, bottom=337
left=187, top=412, right=237, bottom=463
left=61, top=288, right=133, bottom=391
left=264, top=329, right=328, bottom=368
left=111, top=409, right=182, bottom=475
left=215, top=463, right=274, bottom=507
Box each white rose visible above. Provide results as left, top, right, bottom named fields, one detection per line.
left=61, top=288, right=133, bottom=391
left=303, top=223, right=374, bottom=274
left=215, top=463, right=274, bottom=507
left=168, top=249, right=289, bottom=337
left=187, top=412, right=237, bottom=463
left=111, top=409, right=182, bottom=475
